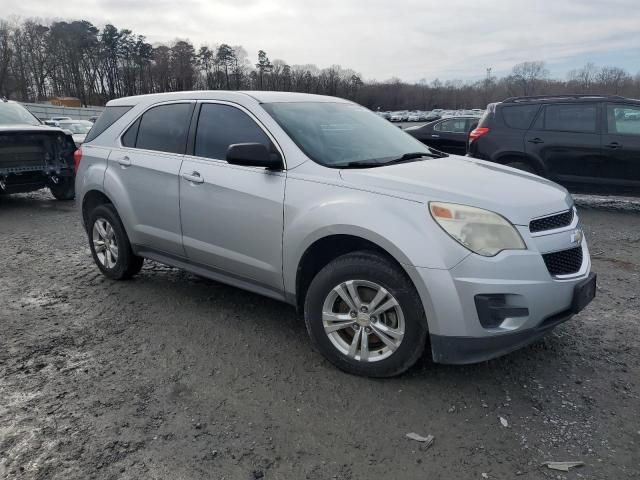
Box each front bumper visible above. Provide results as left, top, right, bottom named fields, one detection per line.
left=409, top=223, right=595, bottom=364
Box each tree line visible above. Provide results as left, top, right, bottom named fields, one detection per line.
left=1, top=18, right=639, bottom=110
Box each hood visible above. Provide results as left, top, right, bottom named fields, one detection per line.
left=339, top=155, right=572, bottom=226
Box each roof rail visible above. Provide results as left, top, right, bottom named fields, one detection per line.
left=502, top=94, right=628, bottom=103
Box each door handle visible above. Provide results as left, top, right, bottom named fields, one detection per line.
left=182, top=171, right=204, bottom=184
left=431, top=134, right=440, bottom=138
left=117, top=156, right=131, bottom=166
left=605, top=142, right=622, bottom=149
left=528, top=138, right=544, bottom=144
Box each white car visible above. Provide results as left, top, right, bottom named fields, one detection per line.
left=58, top=120, right=93, bottom=146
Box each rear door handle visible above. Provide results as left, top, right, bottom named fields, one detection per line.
left=528, top=138, right=544, bottom=144
left=117, top=155, right=131, bottom=166
left=182, top=171, right=204, bottom=184
left=431, top=134, right=440, bottom=138
left=605, top=142, right=622, bottom=149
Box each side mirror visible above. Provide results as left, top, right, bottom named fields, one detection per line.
left=226, top=143, right=282, bottom=169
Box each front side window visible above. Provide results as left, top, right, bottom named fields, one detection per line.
left=195, top=104, right=271, bottom=160
left=134, top=103, right=192, bottom=154
left=261, top=102, right=432, bottom=167
left=434, top=118, right=468, bottom=133
left=607, top=105, right=640, bottom=136
left=543, top=104, right=597, bottom=133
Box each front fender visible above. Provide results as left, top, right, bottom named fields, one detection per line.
left=282, top=177, right=470, bottom=297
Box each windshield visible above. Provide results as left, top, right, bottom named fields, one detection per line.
left=60, top=123, right=92, bottom=134
left=0, top=102, right=41, bottom=126
left=261, top=102, right=434, bottom=167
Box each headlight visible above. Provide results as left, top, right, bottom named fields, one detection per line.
left=429, top=202, right=526, bottom=256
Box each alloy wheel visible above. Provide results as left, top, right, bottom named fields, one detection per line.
left=92, top=217, right=119, bottom=269
left=321, top=280, right=405, bottom=362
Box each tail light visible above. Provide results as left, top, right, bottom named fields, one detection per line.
left=469, top=127, right=490, bottom=143
left=73, top=148, right=83, bottom=172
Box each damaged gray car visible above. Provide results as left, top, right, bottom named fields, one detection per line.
left=0, top=98, right=76, bottom=200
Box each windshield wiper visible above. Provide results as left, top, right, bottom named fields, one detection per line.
left=343, top=151, right=444, bottom=169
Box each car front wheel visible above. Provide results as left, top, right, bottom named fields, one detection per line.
left=304, top=251, right=428, bottom=377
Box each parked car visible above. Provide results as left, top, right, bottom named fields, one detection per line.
left=76, top=91, right=596, bottom=377
left=407, top=113, right=421, bottom=122
left=57, top=119, right=93, bottom=146
left=0, top=99, right=76, bottom=200
left=390, top=111, right=404, bottom=122
left=468, top=94, right=640, bottom=192
left=404, top=116, right=478, bottom=155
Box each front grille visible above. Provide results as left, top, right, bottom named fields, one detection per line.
left=530, top=210, right=574, bottom=233
left=542, top=247, right=583, bottom=276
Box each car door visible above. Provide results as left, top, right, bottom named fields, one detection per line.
left=179, top=102, right=286, bottom=294
left=107, top=101, right=194, bottom=257
left=601, top=103, right=640, bottom=187
left=430, top=118, right=469, bottom=154
left=524, top=103, right=602, bottom=184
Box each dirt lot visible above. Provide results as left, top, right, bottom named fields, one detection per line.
left=1, top=191, right=638, bottom=480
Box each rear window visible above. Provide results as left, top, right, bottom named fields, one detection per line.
left=134, top=103, right=192, bottom=154
left=501, top=105, right=540, bottom=129
left=84, top=106, right=132, bottom=143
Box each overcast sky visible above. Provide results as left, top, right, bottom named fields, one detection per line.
left=6, top=0, right=640, bottom=82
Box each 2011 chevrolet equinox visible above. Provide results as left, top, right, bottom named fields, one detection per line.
left=76, top=91, right=596, bottom=377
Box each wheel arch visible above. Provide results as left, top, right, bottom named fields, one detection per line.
left=493, top=151, right=547, bottom=176
left=81, top=189, right=114, bottom=231
left=293, top=231, right=417, bottom=315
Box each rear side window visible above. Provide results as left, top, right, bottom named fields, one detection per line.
left=85, top=106, right=131, bottom=143
left=135, top=103, right=193, bottom=154
left=195, top=104, right=271, bottom=160
left=121, top=118, right=140, bottom=147
left=501, top=105, right=539, bottom=129
left=543, top=104, right=597, bottom=133
left=434, top=118, right=468, bottom=133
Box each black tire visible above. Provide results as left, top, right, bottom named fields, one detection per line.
left=303, top=251, right=428, bottom=377
left=49, top=177, right=75, bottom=200
left=505, top=161, right=538, bottom=175
left=87, top=204, right=143, bottom=280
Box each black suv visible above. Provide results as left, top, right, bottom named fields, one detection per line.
left=467, top=95, right=640, bottom=193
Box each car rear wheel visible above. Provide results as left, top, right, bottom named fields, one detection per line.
left=49, top=177, right=75, bottom=200
left=88, top=204, right=143, bottom=280
left=304, top=251, right=428, bottom=377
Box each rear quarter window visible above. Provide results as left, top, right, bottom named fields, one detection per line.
left=84, top=106, right=132, bottom=143
left=501, top=105, right=540, bottom=129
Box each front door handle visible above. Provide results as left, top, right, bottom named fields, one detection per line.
left=431, top=134, right=440, bottom=138
left=117, top=156, right=131, bottom=166
left=605, top=142, right=622, bottom=149
left=182, top=171, right=204, bottom=184
left=528, top=138, right=544, bottom=144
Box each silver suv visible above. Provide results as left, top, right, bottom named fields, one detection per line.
left=76, top=91, right=596, bottom=377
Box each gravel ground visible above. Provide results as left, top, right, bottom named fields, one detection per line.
left=1, top=190, right=639, bottom=480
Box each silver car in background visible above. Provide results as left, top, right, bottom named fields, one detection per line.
left=75, top=91, right=596, bottom=377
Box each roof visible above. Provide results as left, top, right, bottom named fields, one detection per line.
left=107, top=90, right=352, bottom=107
left=501, top=94, right=640, bottom=105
